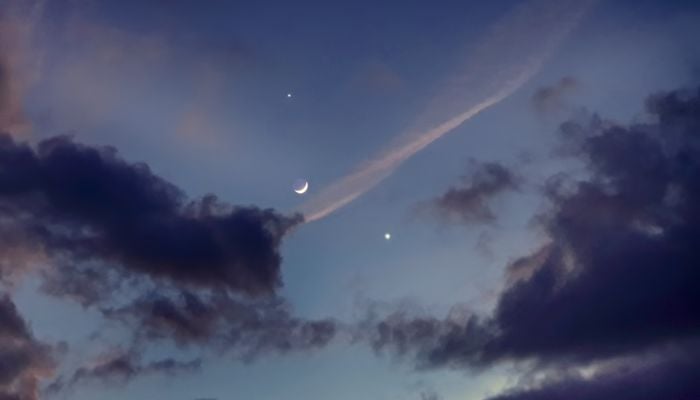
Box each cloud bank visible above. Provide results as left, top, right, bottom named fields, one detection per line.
left=369, top=86, right=700, bottom=398
left=0, top=133, right=337, bottom=394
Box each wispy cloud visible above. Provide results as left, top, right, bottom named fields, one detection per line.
left=427, top=162, right=518, bottom=225
left=532, top=76, right=579, bottom=116
left=298, top=0, right=597, bottom=222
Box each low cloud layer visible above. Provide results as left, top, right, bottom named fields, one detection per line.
left=48, top=351, right=201, bottom=393
left=371, top=86, right=700, bottom=397
left=103, top=290, right=337, bottom=359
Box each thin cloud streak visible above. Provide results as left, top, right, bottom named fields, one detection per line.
left=298, top=0, right=597, bottom=222
left=300, top=86, right=518, bottom=222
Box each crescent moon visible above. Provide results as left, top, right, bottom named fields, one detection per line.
left=294, top=180, right=309, bottom=194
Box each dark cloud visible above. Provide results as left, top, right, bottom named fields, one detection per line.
left=485, top=347, right=700, bottom=400
left=0, top=294, right=54, bottom=400
left=366, top=309, right=489, bottom=369
left=103, top=290, right=337, bottom=360
left=48, top=351, right=201, bottom=393
left=0, top=133, right=302, bottom=296
left=0, top=133, right=337, bottom=390
left=532, top=76, right=578, bottom=115
left=371, top=87, right=700, bottom=397
left=430, top=162, right=518, bottom=224
left=38, top=264, right=126, bottom=308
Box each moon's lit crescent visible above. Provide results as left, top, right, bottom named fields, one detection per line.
left=294, top=181, right=309, bottom=194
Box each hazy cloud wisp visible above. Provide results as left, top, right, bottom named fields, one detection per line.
left=298, top=0, right=597, bottom=222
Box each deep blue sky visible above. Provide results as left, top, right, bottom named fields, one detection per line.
left=1, top=1, right=700, bottom=399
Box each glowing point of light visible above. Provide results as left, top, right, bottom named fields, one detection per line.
left=384, top=233, right=391, bottom=240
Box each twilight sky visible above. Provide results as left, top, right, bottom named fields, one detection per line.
left=1, top=1, right=700, bottom=399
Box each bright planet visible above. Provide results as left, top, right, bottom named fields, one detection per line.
left=293, top=179, right=309, bottom=194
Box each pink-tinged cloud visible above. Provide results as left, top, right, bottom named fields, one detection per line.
left=0, top=1, right=45, bottom=135
left=298, top=0, right=598, bottom=222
